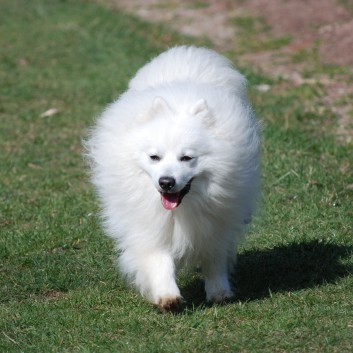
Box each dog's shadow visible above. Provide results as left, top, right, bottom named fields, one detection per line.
left=180, top=239, right=353, bottom=310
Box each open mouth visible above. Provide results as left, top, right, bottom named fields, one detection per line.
left=160, top=179, right=193, bottom=210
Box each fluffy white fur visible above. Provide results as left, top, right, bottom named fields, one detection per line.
left=86, top=46, right=260, bottom=311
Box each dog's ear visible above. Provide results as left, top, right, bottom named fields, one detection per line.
left=190, top=99, right=215, bottom=127
left=136, top=96, right=172, bottom=123
left=190, top=98, right=208, bottom=116
left=152, top=96, right=171, bottom=115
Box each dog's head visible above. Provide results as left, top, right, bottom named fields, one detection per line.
left=135, top=96, right=215, bottom=210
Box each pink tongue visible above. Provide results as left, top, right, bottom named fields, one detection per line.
left=161, top=193, right=179, bottom=210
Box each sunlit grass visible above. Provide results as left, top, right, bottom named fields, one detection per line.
left=1, top=0, right=352, bottom=352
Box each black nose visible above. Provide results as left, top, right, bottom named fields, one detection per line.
left=159, top=176, right=176, bottom=191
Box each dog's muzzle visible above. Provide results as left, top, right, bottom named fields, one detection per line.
left=159, top=178, right=193, bottom=210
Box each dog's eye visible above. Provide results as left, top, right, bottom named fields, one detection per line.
left=150, top=155, right=161, bottom=162
left=180, top=155, right=193, bottom=162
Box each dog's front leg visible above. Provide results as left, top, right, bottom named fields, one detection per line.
left=134, top=251, right=182, bottom=311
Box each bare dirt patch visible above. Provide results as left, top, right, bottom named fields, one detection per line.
left=97, top=0, right=353, bottom=142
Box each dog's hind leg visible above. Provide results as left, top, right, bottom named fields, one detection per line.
left=201, top=254, right=234, bottom=303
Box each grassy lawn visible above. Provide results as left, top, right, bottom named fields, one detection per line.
left=1, top=0, right=352, bottom=352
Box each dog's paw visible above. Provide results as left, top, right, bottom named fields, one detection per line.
left=205, top=275, right=234, bottom=303
left=207, top=289, right=234, bottom=303
left=158, top=296, right=183, bottom=313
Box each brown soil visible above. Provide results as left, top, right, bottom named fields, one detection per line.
left=98, top=0, right=353, bottom=142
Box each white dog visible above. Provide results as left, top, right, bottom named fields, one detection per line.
left=86, top=46, right=260, bottom=311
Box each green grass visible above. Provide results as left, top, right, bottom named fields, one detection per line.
left=230, top=15, right=292, bottom=54
left=1, top=0, right=353, bottom=352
